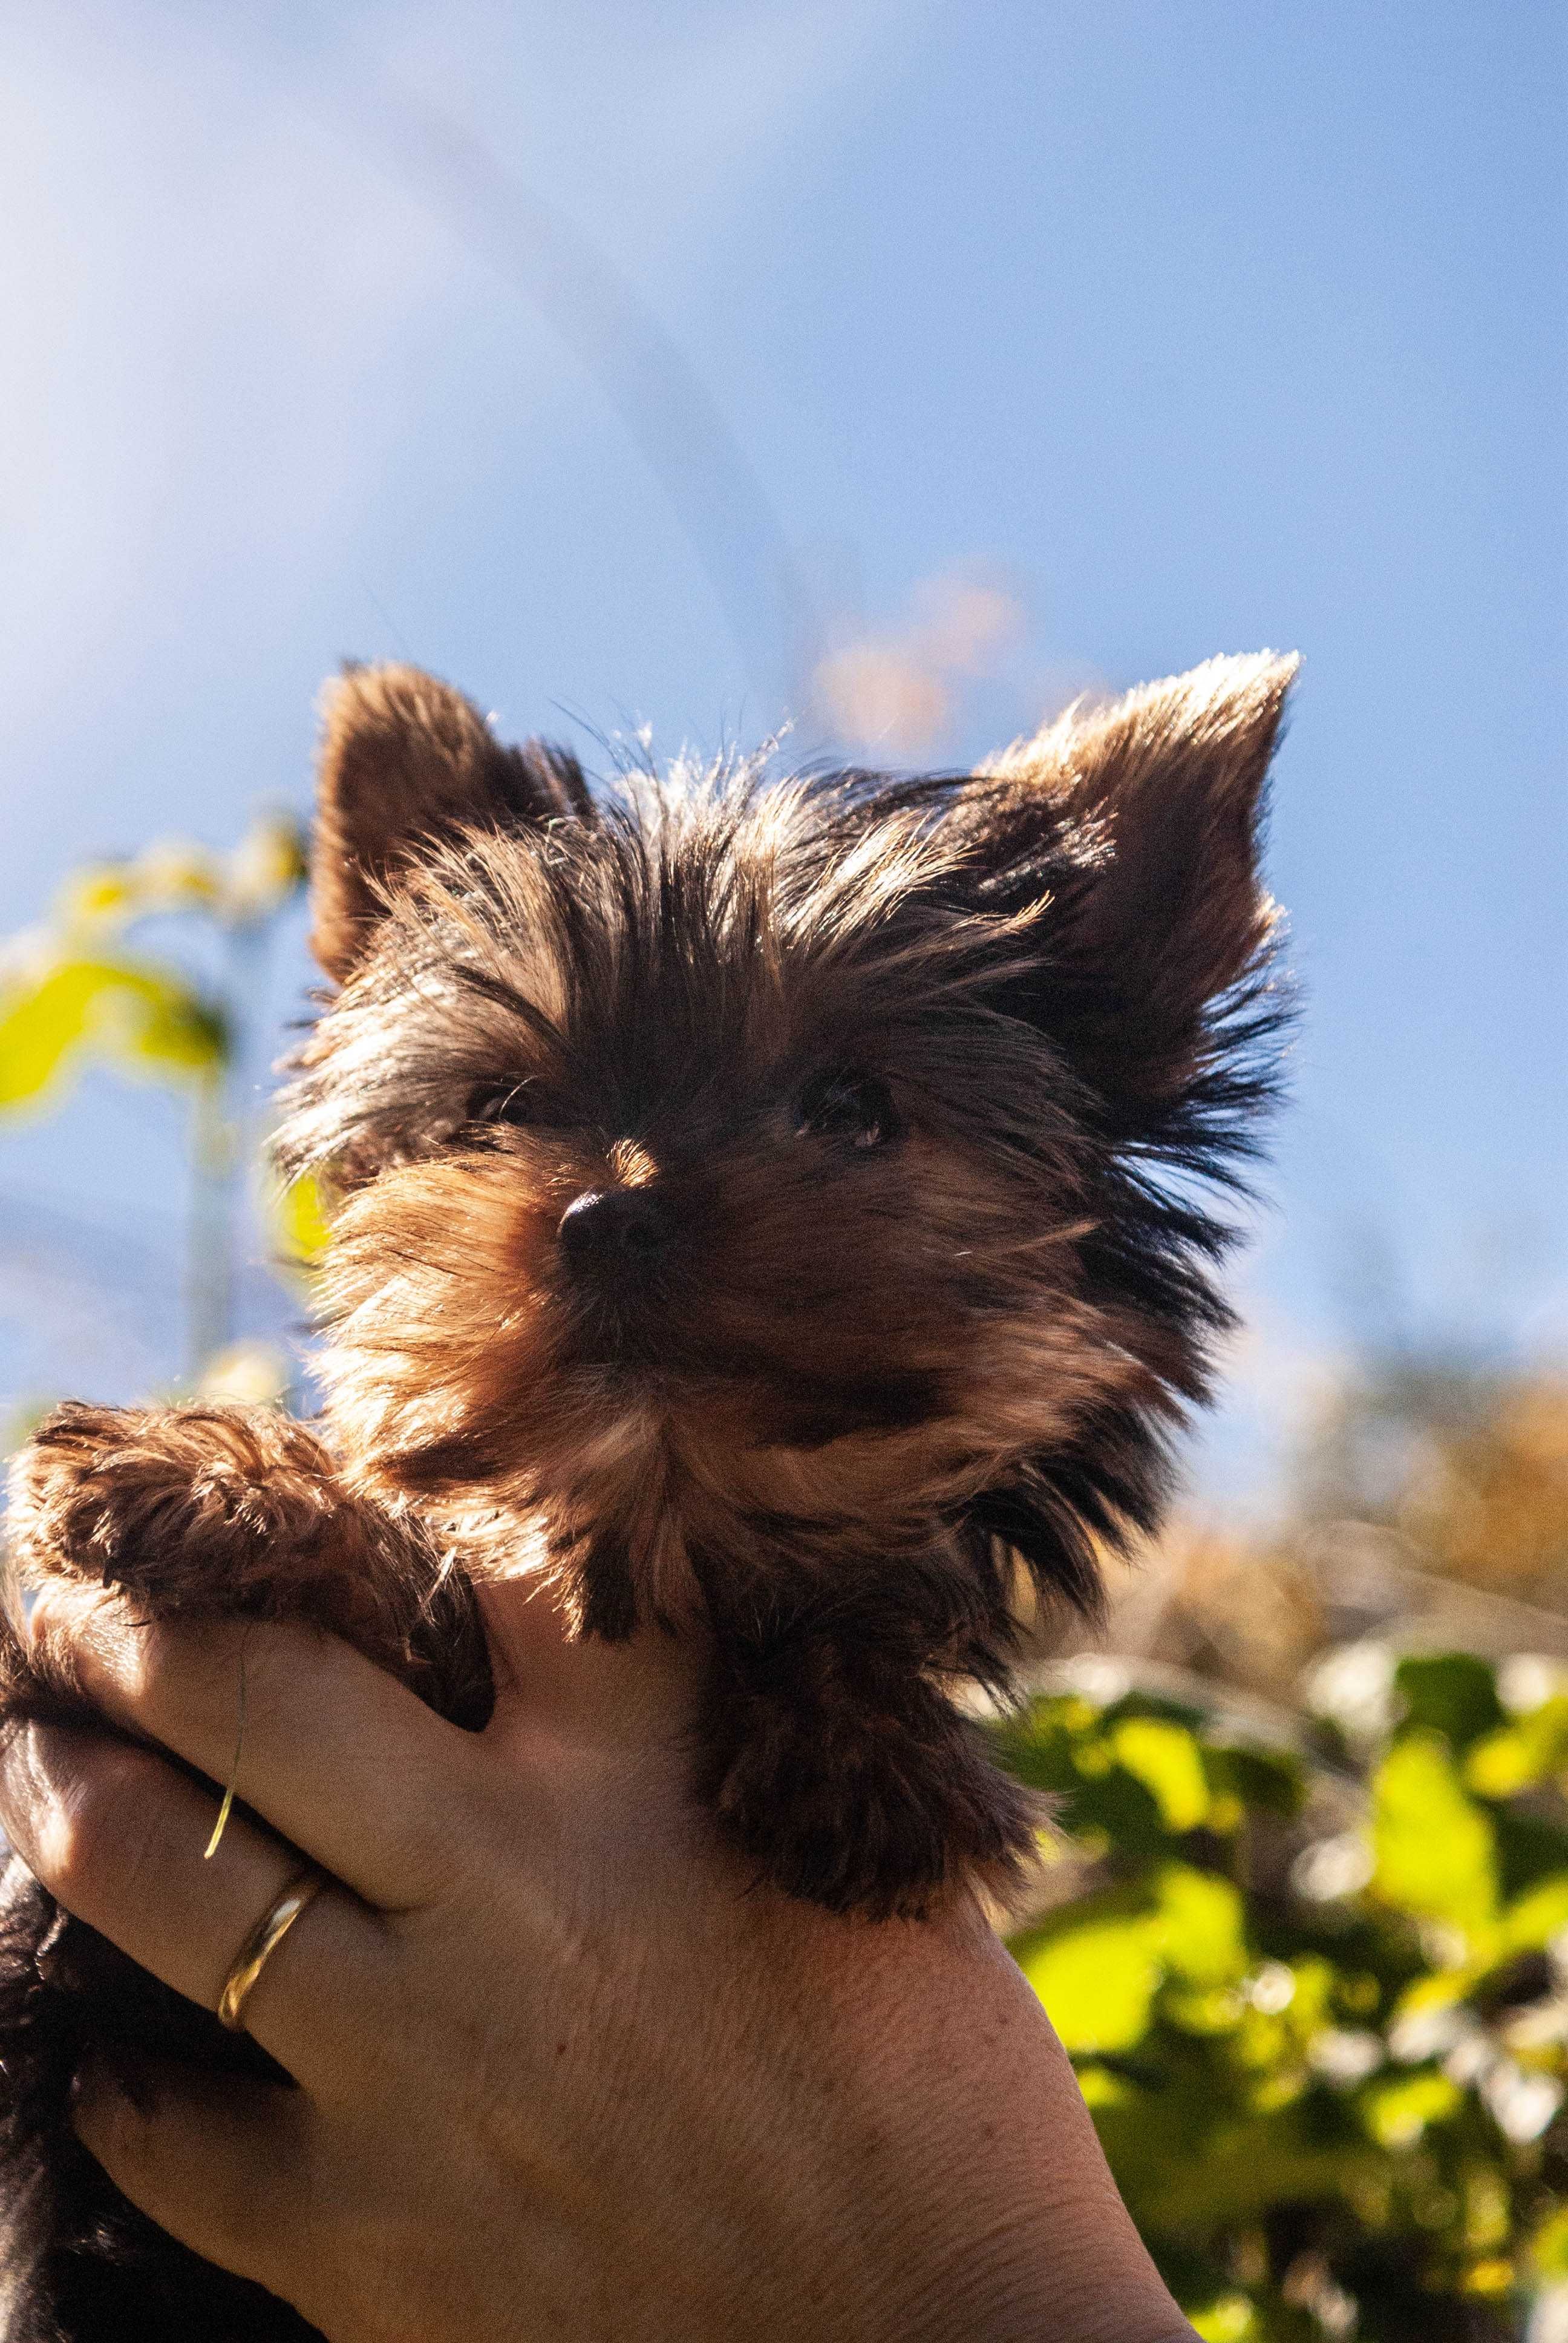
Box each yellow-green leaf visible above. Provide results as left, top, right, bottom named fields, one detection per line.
left=1111, top=1717, right=1210, bottom=1832
left=1530, top=2203, right=1568, bottom=2279
left=1502, top=1873, right=1568, bottom=1951
left=1020, top=1918, right=1161, bottom=2054
left=1154, top=1865, right=1248, bottom=1988
left=124, top=986, right=229, bottom=1075
left=1372, top=1731, right=1497, bottom=1936
left=1467, top=1698, right=1568, bottom=1799
left=1074, top=2063, right=1134, bottom=2109
left=273, top=1172, right=333, bottom=1267
left=1188, top=2296, right=1258, bottom=2343
left=1360, top=2068, right=1463, bottom=2149
left=0, top=955, right=227, bottom=1107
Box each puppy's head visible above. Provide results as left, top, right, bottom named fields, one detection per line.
left=278, top=655, right=1295, bottom=1631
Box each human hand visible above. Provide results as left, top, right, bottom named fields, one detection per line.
left=0, top=1581, right=1193, bottom=2343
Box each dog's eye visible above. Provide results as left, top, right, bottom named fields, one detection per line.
left=795, top=1070, right=901, bottom=1151
left=466, top=1080, right=537, bottom=1127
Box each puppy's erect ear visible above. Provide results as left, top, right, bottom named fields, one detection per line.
left=310, top=663, right=592, bottom=981
left=968, top=651, right=1298, bottom=1121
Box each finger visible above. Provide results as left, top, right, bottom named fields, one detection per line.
left=0, top=1718, right=391, bottom=2080
left=477, top=1575, right=705, bottom=1752
left=29, top=1590, right=484, bottom=1907
left=72, top=2051, right=321, bottom=2315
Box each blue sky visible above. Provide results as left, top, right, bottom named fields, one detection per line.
left=1, top=1, right=1563, bottom=1507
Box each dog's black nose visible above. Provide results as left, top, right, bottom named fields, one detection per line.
left=557, top=1187, right=673, bottom=1271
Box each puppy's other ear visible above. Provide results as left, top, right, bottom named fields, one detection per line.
left=973, top=650, right=1297, bottom=1118
left=310, top=662, right=592, bottom=981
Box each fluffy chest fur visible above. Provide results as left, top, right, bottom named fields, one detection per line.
left=0, top=647, right=1294, bottom=2339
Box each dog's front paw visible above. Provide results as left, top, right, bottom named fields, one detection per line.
left=702, top=1636, right=1044, bottom=1920
left=7, top=1402, right=347, bottom=1616
left=4, top=1403, right=492, bottom=1729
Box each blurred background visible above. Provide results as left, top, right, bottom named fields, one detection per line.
left=1, top=6, right=1564, bottom=2336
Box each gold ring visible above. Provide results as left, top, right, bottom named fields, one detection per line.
left=217, top=1868, right=325, bottom=2033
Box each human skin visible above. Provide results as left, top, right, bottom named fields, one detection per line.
left=0, top=1581, right=1195, bottom=2343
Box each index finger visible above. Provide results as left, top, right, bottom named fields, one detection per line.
left=29, top=1591, right=487, bottom=1910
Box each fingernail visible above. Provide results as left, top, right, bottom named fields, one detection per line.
left=24, top=1589, right=57, bottom=1644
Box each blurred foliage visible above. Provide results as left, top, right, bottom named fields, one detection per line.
left=0, top=818, right=305, bottom=1115
left=7, top=816, right=1567, bottom=2338
left=0, top=818, right=309, bottom=1384
left=1303, top=1366, right=1568, bottom=1607
left=1114, top=1372, right=1568, bottom=1712
left=272, top=1166, right=332, bottom=1270
left=996, top=1649, right=1568, bottom=2339
left=1071, top=1357, right=1568, bottom=2332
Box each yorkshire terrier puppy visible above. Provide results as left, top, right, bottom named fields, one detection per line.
left=0, top=648, right=1295, bottom=2338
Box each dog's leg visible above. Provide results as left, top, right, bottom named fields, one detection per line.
left=7, top=1401, right=487, bottom=1707
left=700, top=1614, right=1043, bottom=1921
left=0, top=1401, right=489, bottom=2343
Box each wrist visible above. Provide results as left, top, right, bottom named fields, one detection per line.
left=766, top=1914, right=1186, bottom=2343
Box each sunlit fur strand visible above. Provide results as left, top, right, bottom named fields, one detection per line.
left=0, top=655, right=1296, bottom=2338
left=278, top=695, right=1293, bottom=1699
left=276, top=773, right=1067, bottom=1188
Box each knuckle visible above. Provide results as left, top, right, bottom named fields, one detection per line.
left=230, top=1625, right=319, bottom=1712
left=129, top=1613, right=314, bottom=1728
left=41, top=1742, right=169, bottom=1913
left=55, top=1603, right=178, bottom=1722
left=104, top=1613, right=198, bottom=1707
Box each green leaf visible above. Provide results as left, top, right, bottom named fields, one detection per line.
left=0, top=960, right=98, bottom=1102
left=272, top=1172, right=333, bottom=1267
left=1501, top=1873, right=1568, bottom=1951
left=1372, top=1731, right=1497, bottom=1937
left=1530, top=2203, right=1568, bottom=2279
left=1111, top=1716, right=1211, bottom=1833
left=1019, top=1865, right=1249, bottom=2054
left=126, top=985, right=229, bottom=1075
left=0, top=954, right=227, bottom=1109
left=1466, top=1697, right=1568, bottom=1799
left=1019, top=1916, right=1162, bottom=2054
left=1203, top=1742, right=1305, bottom=1823
left=1359, top=2068, right=1463, bottom=2149
left=1187, top=2295, right=1259, bottom=2342
left=1073, top=2063, right=1135, bottom=2109
left=1395, top=1653, right=1505, bottom=1751
left=986, top=1696, right=1088, bottom=1796
left=1494, top=1803, right=1568, bottom=1901
left=1154, top=1866, right=1248, bottom=1989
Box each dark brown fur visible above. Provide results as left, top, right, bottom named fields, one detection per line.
left=0, top=650, right=1295, bottom=2337
left=0, top=1404, right=489, bottom=2339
